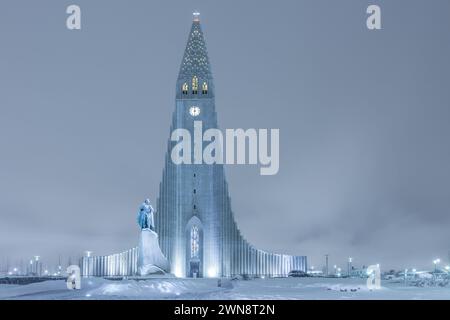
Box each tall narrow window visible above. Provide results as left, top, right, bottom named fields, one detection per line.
left=191, top=226, right=199, bottom=258
left=192, top=76, right=198, bottom=94
left=202, top=82, right=208, bottom=94
left=182, top=83, right=188, bottom=95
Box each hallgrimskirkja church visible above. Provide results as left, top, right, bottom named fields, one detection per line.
left=81, top=14, right=307, bottom=278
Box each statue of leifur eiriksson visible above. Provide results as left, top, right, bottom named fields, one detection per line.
left=137, top=199, right=169, bottom=275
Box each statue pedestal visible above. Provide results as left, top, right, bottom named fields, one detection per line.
left=138, top=229, right=169, bottom=276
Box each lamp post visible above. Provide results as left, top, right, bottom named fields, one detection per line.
left=433, top=259, right=440, bottom=273
left=348, top=257, right=352, bottom=277
left=29, top=260, right=33, bottom=276
left=34, top=256, right=40, bottom=276
left=85, top=251, right=92, bottom=277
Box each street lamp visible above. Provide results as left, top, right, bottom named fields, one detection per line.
left=348, top=257, right=353, bottom=277
left=85, top=251, right=93, bottom=277
left=33, top=256, right=40, bottom=276
left=433, top=259, right=441, bottom=272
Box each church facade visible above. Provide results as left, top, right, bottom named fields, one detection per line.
left=81, top=14, right=306, bottom=278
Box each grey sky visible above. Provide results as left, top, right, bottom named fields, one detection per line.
left=1, top=0, right=450, bottom=271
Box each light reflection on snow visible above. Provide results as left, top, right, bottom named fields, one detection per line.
left=1, top=277, right=449, bottom=300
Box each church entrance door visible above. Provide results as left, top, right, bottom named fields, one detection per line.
left=189, top=259, right=200, bottom=278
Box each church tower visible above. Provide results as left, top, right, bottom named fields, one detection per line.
left=80, top=13, right=306, bottom=279
left=155, top=13, right=307, bottom=278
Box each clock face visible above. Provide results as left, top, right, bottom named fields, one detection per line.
left=189, top=106, right=201, bottom=117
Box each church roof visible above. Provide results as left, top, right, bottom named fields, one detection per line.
left=178, top=13, right=212, bottom=81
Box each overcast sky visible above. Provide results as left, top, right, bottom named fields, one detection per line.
left=1, top=0, right=450, bottom=271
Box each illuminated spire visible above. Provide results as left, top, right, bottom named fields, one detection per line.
left=178, top=14, right=212, bottom=81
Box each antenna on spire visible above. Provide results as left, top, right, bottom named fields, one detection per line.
left=193, top=11, right=200, bottom=22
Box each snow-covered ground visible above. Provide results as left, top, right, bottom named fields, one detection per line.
left=1, top=277, right=450, bottom=300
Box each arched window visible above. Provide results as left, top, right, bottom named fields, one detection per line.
left=192, top=76, right=198, bottom=94
left=182, top=83, right=188, bottom=95
left=190, top=226, right=199, bottom=258
left=202, top=82, right=208, bottom=94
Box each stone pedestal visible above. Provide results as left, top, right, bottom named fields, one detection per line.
left=138, top=229, right=169, bottom=276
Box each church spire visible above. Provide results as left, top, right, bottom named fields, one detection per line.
left=177, top=12, right=213, bottom=82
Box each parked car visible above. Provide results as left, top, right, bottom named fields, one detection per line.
left=288, top=270, right=308, bottom=277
